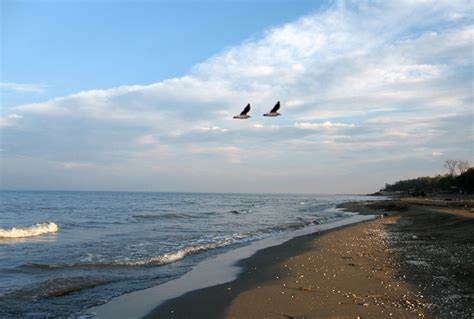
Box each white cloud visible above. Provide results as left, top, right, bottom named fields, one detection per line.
left=198, top=126, right=229, bottom=133
left=294, top=121, right=356, bottom=130
left=7, top=114, right=23, bottom=119
left=14, top=1, right=472, bottom=127
left=61, top=162, right=96, bottom=170
left=0, top=113, right=23, bottom=128
left=0, top=82, right=46, bottom=94
left=136, top=134, right=157, bottom=146
left=2, top=0, right=472, bottom=192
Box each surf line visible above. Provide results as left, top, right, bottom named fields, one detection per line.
left=86, top=213, right=376, bottom=319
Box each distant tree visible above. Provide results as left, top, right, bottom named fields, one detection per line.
left=456, top=168, right=474, bottom=193
left=444, top=159, right=458, bottom=176
left=457, top=160, right=470, bottom=175
left=381, top=167, right=474, bottom=194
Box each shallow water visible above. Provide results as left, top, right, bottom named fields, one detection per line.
left=0, top=191, right=378, bottom=318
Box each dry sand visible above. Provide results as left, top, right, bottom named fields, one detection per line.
left=147, top=198, right=474, bottom=319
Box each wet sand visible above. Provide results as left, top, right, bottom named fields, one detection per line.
left=147, top=198, right=474, bottom=319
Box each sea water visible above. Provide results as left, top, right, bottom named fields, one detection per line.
left=0, top=191, right=378, bottom=318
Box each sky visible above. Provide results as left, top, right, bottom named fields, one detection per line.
left=1, top=0, right=473, bottom=194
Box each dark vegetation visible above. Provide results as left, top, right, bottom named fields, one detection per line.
left=381, top=168, right=474, bottom=194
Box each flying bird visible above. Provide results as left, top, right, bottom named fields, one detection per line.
left=264, top=101, right=281, bottom=117
left=233, top=104, right=251, bottom=119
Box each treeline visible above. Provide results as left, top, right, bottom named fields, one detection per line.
left=382, top=168, right=474, bottom=194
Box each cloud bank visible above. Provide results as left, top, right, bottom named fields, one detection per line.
left=1, top=0, right=472, bottom=193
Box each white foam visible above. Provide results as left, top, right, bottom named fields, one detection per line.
left=114, top=244, right=217, bottom=266
left=112, top=238, right=240, bottom=266
left=0, top=222, right=59, bottom=238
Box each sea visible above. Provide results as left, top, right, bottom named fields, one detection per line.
left=0, top=191, right=379, bottom=318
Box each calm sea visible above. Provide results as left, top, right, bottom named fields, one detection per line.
left=0, top=191, right=377, bottom=318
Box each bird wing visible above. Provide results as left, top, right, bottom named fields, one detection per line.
left=241, top=104, right=251, bottom=115
left=270, top=101, right=280, bottom=113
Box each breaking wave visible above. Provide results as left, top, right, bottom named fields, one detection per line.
left=0, top=222, right=59, bottom=238
left=112, top=241, right=233, bottom=266
left=22, top=235, right=248, bottom=270
left=19, top=213, right=352, bottom=270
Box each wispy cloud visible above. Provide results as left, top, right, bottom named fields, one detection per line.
left=294, top=122, right=356, bottom=130
left=0, top=82, right=46, bottom=94
left=135, top=134, right=157, bottom=146
left=60, top=162, right=96, bottom=170
left=0, top=113, right=23, bottom=128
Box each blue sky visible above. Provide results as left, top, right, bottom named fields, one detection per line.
left=2, top=0, right=328, bottom=106
left=1, top=0, right=473, bottom=193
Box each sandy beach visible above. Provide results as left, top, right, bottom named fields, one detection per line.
left=147, top=198, right=474, bottom=319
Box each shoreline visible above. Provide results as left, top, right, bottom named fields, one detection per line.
left=146, top=198, right=473, bottom=319
left=86, top=210, right=377, bottom=318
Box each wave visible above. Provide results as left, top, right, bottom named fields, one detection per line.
left=3, top=276, right=110, bottom=301
left=263, top=218, right=318, bottom=233
left=22, top=219, right=319, bottom=270
left=22, top=236, right=245, bottom=270
left=0, top=222, right=58, bottom=238
left=112, top=241, right=231, bottom=266
left=19, top=212, right=352, bottom=270
left=132, top=212, right=205, bottom=220
left=228, top=209, right=252, bottom=215
left=102, top=216, right=345, bottom=267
